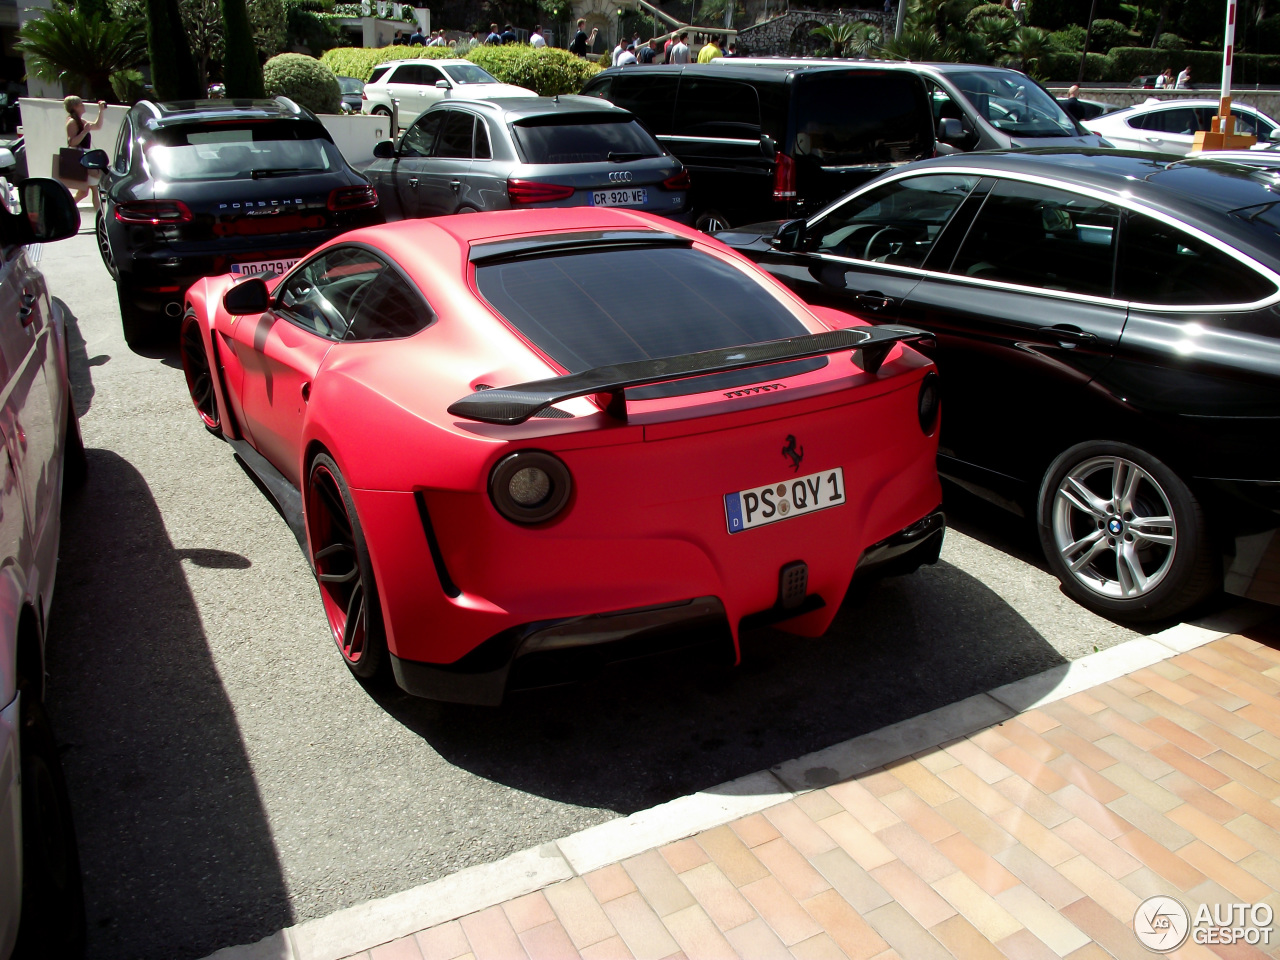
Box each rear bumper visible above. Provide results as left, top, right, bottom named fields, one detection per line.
left=1209, top=479, right=1280, bottom=605
left=387, top=507, right=945, bottom=705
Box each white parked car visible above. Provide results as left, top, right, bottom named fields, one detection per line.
left=360, top=59, right=537, bottom=130
left=1083, top=97, right=1280, bottom=154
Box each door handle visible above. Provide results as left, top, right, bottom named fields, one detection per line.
left=407, top=177, right=419, bottom=188
left=1145, top=136, right=1163, bottom=143
left=1040, top=324, right=1097, bottom=347
left=18, top=287, right=36, bottom=326
left=449, top=179, right=461, bottom=192
left=855, top=292, right=894, bottom=312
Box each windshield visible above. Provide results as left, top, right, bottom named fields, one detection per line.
left=337, top=76, right=363, bottom=94
left=146, top=121, right=341, bottom=181
left=475, top=243, right=818, bottom=396
left=511, top=116, right=661, bottom=164
left=443, top=64, right=498, bottom=84
left=948, top=70, right=1079, bottom=138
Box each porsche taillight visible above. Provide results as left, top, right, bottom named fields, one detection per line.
left=507, top=179, right=575, bottom=204
left=114, top=200, right=193, bottom=224
left=328, top=184, right=378, bottom=211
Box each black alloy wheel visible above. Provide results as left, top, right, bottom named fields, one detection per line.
left=95, top=213, right=116, bottom=280
left=305, top=453, right=387, bottom=680
left=179, top=311, right=220, bottom=435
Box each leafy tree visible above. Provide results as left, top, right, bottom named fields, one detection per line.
left=181, top=0, right=286, bottom=85
left=1007, top=25, right=1050, bottom=76
left=15, top=2, right=147, bottom=101
left=810, top=21, right=879, bottom=57
left=221, top=0, right=264, bottom=97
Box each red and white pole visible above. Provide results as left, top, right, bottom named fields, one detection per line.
left=1221, top=0, right=1236, bottom=133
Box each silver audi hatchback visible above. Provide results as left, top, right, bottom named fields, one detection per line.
left=366, top=96, right=691, bottom=222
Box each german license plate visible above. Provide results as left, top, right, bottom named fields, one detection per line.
left=588, top=188, right=647, bottom=207
left=724, top=468, right=845, bottom=534
left=230, top=258, right=297, bottom=278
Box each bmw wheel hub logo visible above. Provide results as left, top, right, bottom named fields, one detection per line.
left=1108, top=518, right=1123, bottom=535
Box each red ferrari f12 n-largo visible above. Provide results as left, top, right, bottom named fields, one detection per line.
left=181, top=208, right=944, bottom=704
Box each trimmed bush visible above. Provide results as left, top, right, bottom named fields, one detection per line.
left=1046, top=24, right=1085, bottom=52
left=264, top=52, right=341, bottom=113
left=320, top=43, right=601, bottom=93
left=1154, top=33, right=1185, bottom=51
left=465, top=44, right=601, bottom=95
left=1086, top=18, right=1130, bottom=53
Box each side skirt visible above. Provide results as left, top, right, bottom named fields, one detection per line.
left=226, top=437, right=308, bottom=554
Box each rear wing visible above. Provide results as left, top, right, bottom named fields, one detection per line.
left=447, top=324, right=932, bottom=426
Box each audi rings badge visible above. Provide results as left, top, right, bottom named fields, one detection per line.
left=608, top=171, right=634, bottom=183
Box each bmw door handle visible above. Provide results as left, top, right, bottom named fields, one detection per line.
left=407, top=177, right=419, bottom=188
left=1040, top=324, right=1097, bottom=347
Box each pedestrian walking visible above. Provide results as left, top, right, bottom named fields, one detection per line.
left=1176, top=65, right=1192, bottom=89
left=485, top=23, right=502, bottom=44
left=570, top=19, right=597, bottom=56
left=530, top=24, right=546, bottom=47
left=637, top=38, right=657, bottom=63
left=1154, top=68, right=1168, bottom=88
left=501, top=23, right=517, bottom=44
left=392, top=29, right=407, bottom=45
left=669, top=31, right=691, bottom=63
left=468, top=29, right=481, bottom=49
left=409, top=25, right=425, bottom=44
left=612, top=36, right=627, bottom=65
left=61, top=95, right=105, bottom=208
left=697, top=34, right=723, bottom=62
left=1062, top=84, right=1087, bottom=122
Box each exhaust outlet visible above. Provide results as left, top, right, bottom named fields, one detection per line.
left=164, top=302, right=183, bottom=318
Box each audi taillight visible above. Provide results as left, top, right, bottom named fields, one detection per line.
left=772, top=153, right=796, bottom=201
left=328, top=184, right=378, bottom=211
left=662, top=169, right=691, bottom=191
left=507, top=179, right=575, bottom=204
left=114, top=200, right=193, bottom=224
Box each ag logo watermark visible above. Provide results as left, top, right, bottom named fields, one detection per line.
left=1134, top=897, right=1275, bottom=952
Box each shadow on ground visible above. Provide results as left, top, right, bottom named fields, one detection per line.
left=373, top=554, right=1072, bottom=815
left=43, top=449, right=290, bottom=960
left=57, top=297, right=106, bottom=416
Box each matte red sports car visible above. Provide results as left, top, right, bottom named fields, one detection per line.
left=180, top=208, right=944, bottom=704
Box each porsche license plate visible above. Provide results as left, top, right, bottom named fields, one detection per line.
left=230, top=257, right=297, bottom=277
left=589, top=188, right=647, bottom=207
left=724, top=468, right=845, bottom=534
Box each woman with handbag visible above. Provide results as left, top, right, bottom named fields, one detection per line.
left=61, top=95, right=106, bottom=208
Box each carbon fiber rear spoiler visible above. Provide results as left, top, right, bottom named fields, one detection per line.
left=447, top=324, right=932, bottom=426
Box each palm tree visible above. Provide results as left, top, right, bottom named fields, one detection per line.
left=810, top=21, right=879, bottom=58
left=222, top=0, right=264, bottom=97
left=1007, top=26, right=1050, bottom=77
left=15, top=3, right=147, bottom=102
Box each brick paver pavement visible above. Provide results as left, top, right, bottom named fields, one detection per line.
left=343, top=627, right=1280, bottom=960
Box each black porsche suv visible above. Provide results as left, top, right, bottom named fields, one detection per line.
left=84, top=97, right=383, bottom=347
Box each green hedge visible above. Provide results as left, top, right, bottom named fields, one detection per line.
left=264, top=52, right=341, bottom=113
left=1042, top=50, right=1108, bottom=81
left=1042, top=46, right=1280, bottom=83
left=319, top=43, right=600, bottom=93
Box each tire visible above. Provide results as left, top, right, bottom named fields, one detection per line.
left=371, top=106, right=392, bottom=117
left=11, top=690, right=86, bottom=959
left=694, top=209, right=731, bottom=233
left=116, top=278, right=153, bottom=350
left=1037, top=441, right=1217, bottom=622
left=305, top=453, right=388, bottom=680
left=179, top=311, right=221, bottom=436
left=61, top=387, right=87, bottom=493
left=95, top=213, right=117, bottom=280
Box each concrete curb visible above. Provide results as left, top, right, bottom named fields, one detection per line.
left=202, top=604, right=1270, bottom=960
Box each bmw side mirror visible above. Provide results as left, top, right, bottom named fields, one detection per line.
left=372, top=139, right=396, bottom=159
left=223, top=276, right=271, bottom=315
left=771, top=218, right=806, bottom=252
left=435, top=79, right=450, bottom=89
left=937, top=118, right=964, bottom=144
left=80, top=148, right=110, bottom=171
left=19, top=178, right=79, bottom=243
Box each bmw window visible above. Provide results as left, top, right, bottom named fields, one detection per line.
left=1116, top=212, right=1276, bottom=305
left=810, top=175, right=979, bottom=267
left=510, top=115, right=662, bottom=164
left=950, top=180, right=1120, bottom=297
left=145, top=121, right=341, bottom=181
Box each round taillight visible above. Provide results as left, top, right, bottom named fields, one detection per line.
left=489, top=450, right=572, bottom=524
left=918, top=372, right=940, bottom=436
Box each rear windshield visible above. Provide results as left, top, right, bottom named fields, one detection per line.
left=948, top=69, right=1078, bottom=138
left=146, top=121, right=341, bottom=181
left=511, top=116, right=662, bottom=164
left=793, top=72, right=931, bottom=167
left=475, top=244, right=814, bottom=395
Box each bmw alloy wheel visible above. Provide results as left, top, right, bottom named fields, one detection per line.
left=1050, top=456, right=1176, bottom=600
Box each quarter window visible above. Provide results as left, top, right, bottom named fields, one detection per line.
left=1116, top=212, right=1276, bottom=305
left=113, top=117, right=133, bottom=173
left=950, top=180, right=1120, bottom=297
left=474, top=118, right=491, bottom=159
left=811, top=174, right=979, bottom=267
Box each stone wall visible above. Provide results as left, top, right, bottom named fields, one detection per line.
left=737, top=7, right=892, bottom=57
left=1047, top=86, right=1280, bottom=118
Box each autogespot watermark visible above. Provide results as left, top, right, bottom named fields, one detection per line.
left=1133, top=896, right=1275, bottom=952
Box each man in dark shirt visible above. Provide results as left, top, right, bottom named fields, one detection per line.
left=1062, top=84, right=1087, bottom=122
left=501, top=23, right=517, bottom=44
left=569, top=18, right=596, bottom=56
left=637, top=39, right=657, bottom=63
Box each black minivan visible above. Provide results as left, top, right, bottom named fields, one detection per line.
left=581, top=61, right=935, bottom=231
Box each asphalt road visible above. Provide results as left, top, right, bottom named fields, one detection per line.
left=34, top=227, right=1252, bottom=959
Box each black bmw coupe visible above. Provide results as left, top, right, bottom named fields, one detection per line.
left=84, top=97, right=383, bottom=347
left=717, top=149, right=1280, bottom=622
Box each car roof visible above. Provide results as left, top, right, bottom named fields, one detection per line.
left=449, top=95, right=630, bottom=121
left=138, top=97, right=310, bottom=126
left=902, top=148, right=1280, bottom=267
left=597, top=59, right=923, bottom=80
left=373, top=58, right=472, bottom=69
